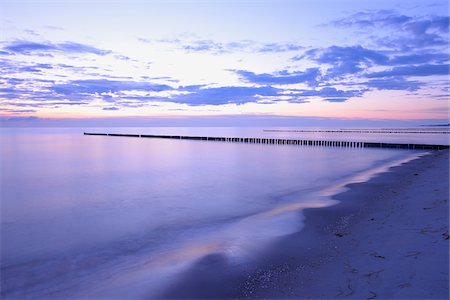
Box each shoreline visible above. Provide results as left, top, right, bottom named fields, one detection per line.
left=239, top=150, right=449, bottom=299
left=157, top=150, right=449, bottom=299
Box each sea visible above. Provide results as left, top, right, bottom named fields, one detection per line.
left=1, top=127, right=448, bottom=299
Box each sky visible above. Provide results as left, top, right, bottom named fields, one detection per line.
left=0, top=0, right=449, bottom=126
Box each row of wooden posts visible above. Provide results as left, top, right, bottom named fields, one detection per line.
left=84, top=132, right=449, bottom=150
left=263, top=129, right=450, bottom=134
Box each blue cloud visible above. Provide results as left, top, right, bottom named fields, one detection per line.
left=404, top=15, right=449, bottom=35
left=181, top=40, right=256, bottom=53
left=4, top=41, right=54, bottom=53
left=331, top=10, right=413, bottom=28
left=50, top=79, right=173, bottom=96
left=0, top=87, right=18, bottom=94
left=300, top=46, right=389, bottom=77
left=19, top=63, right=53, bottom=73
left=3, top=41, right=111, bottom=55
left=293, top=42, right=448, bottom=92
left=152, top=37, right=304, bottom=54
left=5, top=78, right=26, bottom=84
left=78, top=85, right=311, bottom=106
left=389, top=53, right=449, bottom=65
left=0, top=83, right=90, bottom=103
left=366, top=64, right=449, bottom=78
left=257, top=43, right=303, bottom=53
left=292, top=87, right=365, bottom=102
left=331, top=11, right=449, bottom=50
left=46, top=80, right=283, bottom=106
left=183, top=40, right=224, bottom=52
left=163, top=86, right=280, bottom=105
left=0, top=108, right=36, bottom=113
left=103, top=107, right=119, bottom=111
left=234, top=68, right=320, bottom=86
left=332, top=10, right=449, bottom=34
left=58, top=42, right=111, bottom=55
left=365, top=78, right=421, bottom=91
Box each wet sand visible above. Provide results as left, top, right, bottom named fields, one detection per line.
left=158, top=150, right=449, bottom=299
left=240, top=150, right=449, bottom=299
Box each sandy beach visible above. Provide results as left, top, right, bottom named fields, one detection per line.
left=238, top=150, right=449, bottom=299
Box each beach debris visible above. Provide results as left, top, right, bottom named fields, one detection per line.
left=335, top=279, right=355, bottom=297
left=442, top=231, right=449, bottom=240
left=367, top=290, right=377, bottom=299
left=404, top=251, right=421, bottom=259
left=344, top=261, right=358, bottom=274
left=422, top=207, right=432, bottom=210
left=419, top=225, right=434, bottom=234
left=397, top=282, right=411, bottom=288
left=370, top=217, right=375, bottom=221
left=364, top=269, right=384, bottom=278
left=346, top=283, right=354, bottom=296
left=369, top=252, right=386, bottom=259
left=338, top=280, right=355, bottom=297
left=334, top=232, right=344, bottom=237
left=414, top=173, right=419, bottom=176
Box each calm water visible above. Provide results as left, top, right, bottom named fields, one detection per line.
left=1, top=127, right=428, bottom=298
left=81, top=126, right=449, bottom=145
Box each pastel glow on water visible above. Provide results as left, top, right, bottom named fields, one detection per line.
left=1, top=128, right=426, bottom=298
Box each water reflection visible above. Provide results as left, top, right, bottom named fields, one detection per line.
left=0, top=128, right=424, bottom=298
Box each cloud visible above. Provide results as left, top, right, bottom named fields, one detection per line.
left=234, top=68, right=320, bottom=86
left=0, top=108, right=36, bottom=113
left=404, top=15, right=449, bottom=35
left=293, top=42, right=448, bottom=94
left=0, top=81, right=92, bottom=104
left=3, top=77, right=283, bottom=107
left=45, top=85, right=280, bottom=106
left=331, top=11, right=449, bottom=50
left=257, top=43, right=303, bottom=53
left=46, top=79, right=283, bottom=106
left=182, top=39, right=303, bottom=54
left=50, top=79, right=173, bottom=97
left=2, top=41, right=111, bottom=55
left=299, top=45, right=389, bottom=77
left=19, top=63, right=53, bottom=73
left=366, top=64, right=449, bottom=78
left=0, top=87, right=18, bottom=94
left=389, top=53, right=449, bottom=65
left=103, top=107, right=119, bottom=111
left=332, top=10, right=449, bottom=34
left=0, top=60, right=62, bottom=75
left=291, top=87, right=365, bottom=102
left=331, top=10, right=412, bottom=28
left=24, top=29, right=40, bottom=37
left=45, top=25, right=64, bottom=31
left=182, top=40, right=224, bottom=52
left=160, top=86, right=281, bottom=105
left=146, top=37, right=304, bottom=54
left=365, top=78, right=421, bottom=91
left=78, top=84, right=311, bottom=106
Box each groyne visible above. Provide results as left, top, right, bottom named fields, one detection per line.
left=83, top=133, right=449, bottom=150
